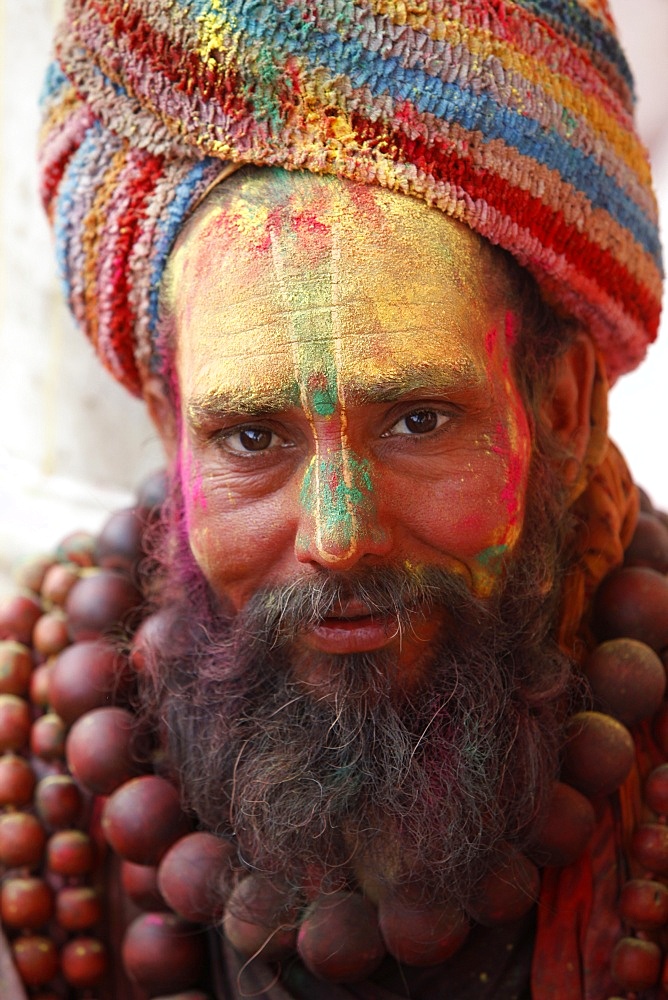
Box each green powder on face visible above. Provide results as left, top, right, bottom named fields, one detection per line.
left=475, top=544, right=508, bottom=576
left=300, top=451, right=375, bottom=557
left=311, top=387, right=337, bottom=417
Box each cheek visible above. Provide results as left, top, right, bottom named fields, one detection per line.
left=179, top=445, right=208, bottom=537
left=488, top=390, right=532, bottom=543
left=460, top=396, right=531, bottom=593
left=178, top=442, right=298, bottom=606
left=378, top=405, right=531, bottom=596
left=179, top=445, right=221, bottom=580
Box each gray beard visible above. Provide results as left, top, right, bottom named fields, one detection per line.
left=141, top=463, right=578, bottom=911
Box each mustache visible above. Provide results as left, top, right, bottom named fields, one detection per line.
left=233, top=564, right=499, bottom=649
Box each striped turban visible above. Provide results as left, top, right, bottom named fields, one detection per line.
left=39, top=0, right=663, bottom=396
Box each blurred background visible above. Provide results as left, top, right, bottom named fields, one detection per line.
left=0, top=0, right=667, bottom=594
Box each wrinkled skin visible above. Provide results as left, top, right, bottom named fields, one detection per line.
left=154, top=169, right=558, bottom=692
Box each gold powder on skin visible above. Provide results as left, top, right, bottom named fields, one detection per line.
left=167, top=169, right=532, bottom=599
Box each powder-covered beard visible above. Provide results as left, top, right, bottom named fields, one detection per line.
left=141, top=459, right=578, bottom=912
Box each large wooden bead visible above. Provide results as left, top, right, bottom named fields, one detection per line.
left=102, top=775, right=189, bottom=865
left=0, top=812, right=46, bottom=868
left=49, top=639, right=128, bottom=725
left=30, top=712, right=67, bottom=761
left=14, top=556, right=52, bottom=596
left=526, top=782, right=596, bottom=867
left=122, top=913, right=206, bottom=994
left=30, top=664, right=51, bottom=708
left=631, top=824, right=668, bottom=875
left=66, top=706, right=141, bottom=796
left=645, top=765, right=668, bottom=817
left=35, top=775, right=83, bottom=829
left=56, top=886, right=103, bottom=931
left=32, top=612, right=70, bottom=658
left=624, top=511, right=668, bottom=574
left=54, top=531, right=96, bottom=568
left=1, top=878, right=54, bottom=929
left=297, top=890, right=386, bottom=982
left=378, top=896, right=469, bottom=966
left=0, top=694, right=32, bottom=752
left=40, top=563, right=79, bottom=608
left=12, top=935, right=59, bottom=986
left=468, top=850, right=540, bottom=926
left=561, top=711, right=635, bottom=798
left=593, top=567, right=668, bottom=652
left=96, top=508, right=145, bottom=574
left=583, top=639, right=665, bottom=727
left=158, top=831, right=235, bottom=923
left=223, top=876, right=298, bottom=961
left=121, top=861, right=168, bottom=911
left=65, top=569, right=142, bottom=643
left=0, top=641, right=33, bottom=696
left=620, top=879, right=668, bottom=930
left=46, top=830, right=95, bottom=877
left=0, top=593, right=42, bottom=645
left=0, top=753, right=36, bottom=807
left=61, top=937, right=108, bottom=988
left=611, top=937, right=661, bottom=991
left=136, top=469, right=168, bottom=515
left=131, top=609, right=178, bottom=674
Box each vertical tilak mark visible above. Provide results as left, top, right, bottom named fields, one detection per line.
left=268, top=206, right=374, bottom=561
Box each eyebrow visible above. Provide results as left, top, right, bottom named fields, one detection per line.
left=186, top=360, right=484, bottom=427
left=187, top=385, right=298, bottom=426
left=345, top=363, right=483, bottom=404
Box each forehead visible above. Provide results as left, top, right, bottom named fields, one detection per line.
left=166, top=171, right=517, bottom=404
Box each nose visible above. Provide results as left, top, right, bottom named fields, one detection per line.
left=294, top=452, right=392, bottom=570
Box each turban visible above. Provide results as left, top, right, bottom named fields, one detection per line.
left=39, top=0, right=663, bottom=396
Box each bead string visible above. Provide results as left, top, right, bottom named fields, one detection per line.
left=0, top=476, right=666, bottom=998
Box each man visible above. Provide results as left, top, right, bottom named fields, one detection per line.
left=0, top=0, right=666, bottom=997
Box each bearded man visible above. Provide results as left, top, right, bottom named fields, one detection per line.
left=0, top=0, right=666, bottom=998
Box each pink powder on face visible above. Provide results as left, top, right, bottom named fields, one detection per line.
left=504, top=310, right=517, bottom=348
left=484, top=324, right=498, bottom=357
left=483, top=312, right=531, bottom=539
left=178, top=438, right=207, bottom=538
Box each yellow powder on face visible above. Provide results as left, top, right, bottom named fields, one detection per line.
left=169, top=169, right=532, bottom=591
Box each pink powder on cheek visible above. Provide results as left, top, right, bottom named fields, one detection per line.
left=499, top=441, right=527, bottom=516
left=504, top=310, right=518, bottom=348
left=484, top=324, right=498, bottom=357
left=483, top=314, right=531, bottom=534
left=178, top=440, right=208, bottom=537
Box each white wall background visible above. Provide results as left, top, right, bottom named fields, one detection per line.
left=0, top=0, right=163, bottom=594
left=0, top=0, right=666, bottom=595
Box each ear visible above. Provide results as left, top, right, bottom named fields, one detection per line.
left=537, top=332, right=597, bottom=487
left=143, top=376, right=179, bottom=466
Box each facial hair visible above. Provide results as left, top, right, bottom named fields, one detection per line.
left=140, top=458, right=578, bottom=912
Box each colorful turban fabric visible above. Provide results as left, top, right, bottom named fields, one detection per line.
left=39, top=0, right=663, bottom=396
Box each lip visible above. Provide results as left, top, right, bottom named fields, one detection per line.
left=302, top=610, right=397, bottom=654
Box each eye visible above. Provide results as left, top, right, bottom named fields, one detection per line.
left=223, top=427, right=282, bottom=453
left=384, top=408, right=451, bottom=437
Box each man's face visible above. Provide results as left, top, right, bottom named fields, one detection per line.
left=166, top=171, right=532, bottom=689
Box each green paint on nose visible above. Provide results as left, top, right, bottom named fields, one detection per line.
left=300, top=452, right=376, bottom=556
left=312, top=387, right=337, bottom=417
